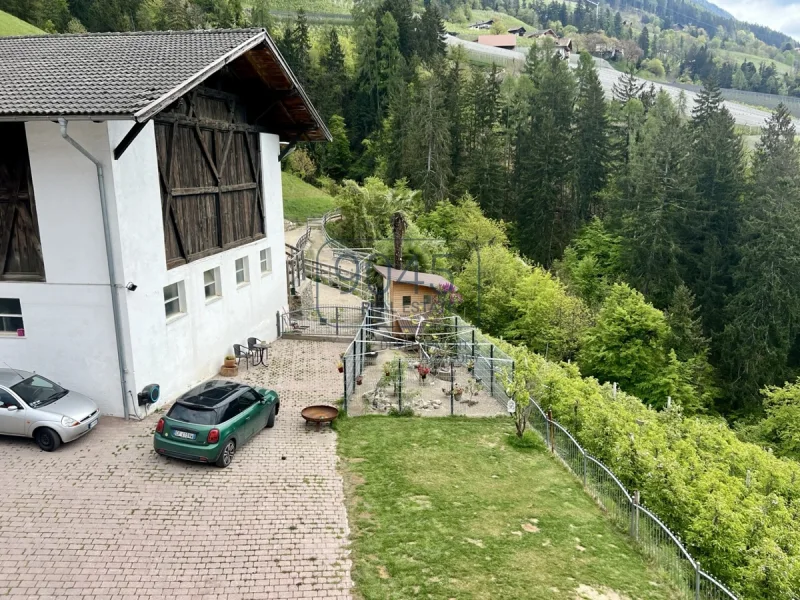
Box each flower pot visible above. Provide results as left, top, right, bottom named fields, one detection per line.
left=356, top=376, right=363, bottom=386
left=337, top=366, right=344, bottom=373
left=454, top=392, right=463, bottom=402
left=224, top=358, right=236, bottom=368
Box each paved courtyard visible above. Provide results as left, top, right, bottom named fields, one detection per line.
left=0, top=339, right=353, bottom=600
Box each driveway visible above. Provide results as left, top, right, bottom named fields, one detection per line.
left=0, top=339, right=353, bottom=600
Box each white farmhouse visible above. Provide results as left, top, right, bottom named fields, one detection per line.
left=0, top=29, right=330, bottom=417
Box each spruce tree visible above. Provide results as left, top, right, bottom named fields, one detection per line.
left=249, top=0, right=273, bottom=31
left=722, top=105, right=800, bottom=410
left=638, top=26, right=650, bottom=59
left=417, top=5, right=447, bottom=63
left=574, top=52, right=610, bottom=220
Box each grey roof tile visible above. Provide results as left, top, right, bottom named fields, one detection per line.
left=0, top=29, right=264, bottom=118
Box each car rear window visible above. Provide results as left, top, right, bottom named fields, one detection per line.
left=167, top=403, right=218, bottom=425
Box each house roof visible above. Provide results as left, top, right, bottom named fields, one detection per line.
left=373, top=265, right=451, bottom=290
left=556, top=37, right=573, bottom=48
left=477, top=34, right=517, bottom=48
left=508, top=26, right=527, bottom=33
left=527, top=29, right=556, bottom=37
left=0, top=29, right=330, bottom=141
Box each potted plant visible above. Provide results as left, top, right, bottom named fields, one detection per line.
left=337, top=361, right=344, bottom=373
left=417, top=364, right=430, bottom=382
left=467, top=360, right=475, bottom=373
left=356, top=375, right=363, bottom=386
left=224, top=355, right=236, bottom=368
left=453, top=384, right=464, bottom=402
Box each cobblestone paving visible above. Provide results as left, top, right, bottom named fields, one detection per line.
left=0, top=339, right=352, bottom=600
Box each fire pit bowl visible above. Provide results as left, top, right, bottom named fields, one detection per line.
left=301, top=405, right=339, bottom=430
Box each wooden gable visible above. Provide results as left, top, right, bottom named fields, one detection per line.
left=154, top=85, right=266, bottom=269
left=0, top=123, right=44, bottom=281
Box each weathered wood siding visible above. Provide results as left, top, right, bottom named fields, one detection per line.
left=154, top=86, right=266, bottom=269
left=389, top=281, right=434, bottom=314
left=0, top=123, right=44, bottom=281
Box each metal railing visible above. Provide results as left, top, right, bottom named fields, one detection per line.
left=279, top=304, right=368, bottom=338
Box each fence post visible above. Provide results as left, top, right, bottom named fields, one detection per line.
left=490, top=345, right=494, bottom=396
left=471, top=330, right=475, bottom=364
left=343, top=354, right=347, bottom=409
left=276, top=311, right=281, bottom=338
left=398, top=358, right=403, bottom=413
left=582, top=450, right=587, bottom=488
left=450, top=361, right=455, bottom=416
left=335, top=306, right=339, bottom=336
left=631, top=490, right=640, bottom=540
left=546, top=409, right=554, bottom=452
left=695, top=562, right=701, bottom=600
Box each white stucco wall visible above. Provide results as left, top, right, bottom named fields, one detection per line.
left=0, top=120, right=289, bottom=419
left=0, top=121, right=124, bottom=416
left=108, top=123, right=289, bottom=413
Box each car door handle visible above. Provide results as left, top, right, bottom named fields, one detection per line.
left=245, top=417, right=251, bottom=421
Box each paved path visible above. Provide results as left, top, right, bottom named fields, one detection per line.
left=0, top=339, right=352, bottom=600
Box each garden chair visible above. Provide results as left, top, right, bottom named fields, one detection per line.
left=233, top=343, right=253, bottom=370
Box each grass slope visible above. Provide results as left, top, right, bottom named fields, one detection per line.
left=337, top=416, right=678, bottom=600
left=0, top=10, right=44, bottom=36
left=282, top=171, right=336, bottom=222
left=716, top=48, right=794, bottom=75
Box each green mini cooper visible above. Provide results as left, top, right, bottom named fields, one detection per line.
left=154, top=381, right=279, bottom=468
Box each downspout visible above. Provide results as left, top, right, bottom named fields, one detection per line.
left=58, top=119, right=131, bottom=419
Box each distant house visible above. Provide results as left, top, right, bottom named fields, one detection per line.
left=470, top=19, right=494, bottom=30
left=477, top=34, right=517, bottom=50
left=373, top=266, right=450, bottom=315
left=508, top=26, right=527, bottom=36
left=527, top=28, right=557, bottom=39
left=591, top=42, right=624, bottom=60
left=555, top=37, right=573, bottom=59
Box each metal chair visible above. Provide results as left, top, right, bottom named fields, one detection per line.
left=233, top=344, right=252, bottom=370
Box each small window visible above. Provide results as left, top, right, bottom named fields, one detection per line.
left=0, top=298, right=24, bottom=336
left=203, top=267, right=221, bottom=300
left=164, top=282, right=185, bottom=320
left=260, top=248, right=272, bottom=275
left=235, top=257, right=250, bottom=286
left=423, top=294, right=432, bottom=306
left=402, top=295, right=412, bottom=308
left=220, top=401, right=243, bottom=423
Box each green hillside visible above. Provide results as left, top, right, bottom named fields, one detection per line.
left=0, top=10, right=44, bottom=36
left=282, top=171, right=336, bottom=222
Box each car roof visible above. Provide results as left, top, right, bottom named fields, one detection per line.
left=0, top=368, right=33, bottom=387
left=177, top=380, right=249, bottom=408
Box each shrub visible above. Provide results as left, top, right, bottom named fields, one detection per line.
left=286, top=148, right=316, bottom=181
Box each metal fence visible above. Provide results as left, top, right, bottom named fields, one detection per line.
left=335, top=310, right=739, bottom=600
left=278, top=305, right=368, bottom=338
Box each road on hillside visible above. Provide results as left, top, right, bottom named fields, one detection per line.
left=445, top=36, right=792, bottom=129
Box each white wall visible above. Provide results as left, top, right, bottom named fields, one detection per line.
left=0, top=121, right=124, bottom=415
left=108, top=124, right=289, bottom=412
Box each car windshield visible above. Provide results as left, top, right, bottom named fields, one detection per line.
left=11, top=375, right=68, bottom=409
left=168, top=403, right=218, bottom=426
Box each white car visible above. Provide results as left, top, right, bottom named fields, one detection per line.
left=0, top=369, right=99, bottom=451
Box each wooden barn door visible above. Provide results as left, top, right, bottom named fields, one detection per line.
left=0, top=123, right=45, bottom=281
left=154, top=87, right=266, bottom=269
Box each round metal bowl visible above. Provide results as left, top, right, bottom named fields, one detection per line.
left=301, top=405, right=339, bottom=430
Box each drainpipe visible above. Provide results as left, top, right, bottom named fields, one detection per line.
left=59, top=119, right=130, bottom=419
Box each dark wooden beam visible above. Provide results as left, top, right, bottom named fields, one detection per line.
left=113, top=121, right=148, bottom=160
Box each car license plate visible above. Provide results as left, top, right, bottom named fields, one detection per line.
left=173, top=430, right=196, bottom=440
left=88, top=420, right=98, bottom=430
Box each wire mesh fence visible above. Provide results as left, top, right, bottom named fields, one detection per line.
left=280, top=305, right=368, bottom=338
left=320, top=307, right=739, bottom=600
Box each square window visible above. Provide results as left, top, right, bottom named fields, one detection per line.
left=163, top=282, right=185, bottom=320
left=0, top=298, right=24, bottom=336
left=260, top=248, right=272, bottom=275
left=424, top=294, right=432, bottom=306
left=204, top=267, right=221, bottom=300
left=402, top=295, right=412, bottom=308
left=235, top=257, right=250, bottom=286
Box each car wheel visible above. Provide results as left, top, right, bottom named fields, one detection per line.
left=216, top=440, right=236, bottom=468
left=266, top=406, right=276, bottom=428
left=35, top=428, right=61, bottom=452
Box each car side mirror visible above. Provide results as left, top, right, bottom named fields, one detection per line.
left=6, top=406, right=18, bottom=412
left=259, top=398, right=267, bottom=405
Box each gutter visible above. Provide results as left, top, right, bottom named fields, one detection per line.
left=58, top=119, right=131, bottom=420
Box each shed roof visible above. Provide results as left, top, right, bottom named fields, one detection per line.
left=373, top=265, right=451, bottom=290
left=0, top=29, right=330, bottom=141
left=477, top=34, right=517, bottom=48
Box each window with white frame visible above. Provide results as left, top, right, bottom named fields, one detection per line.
left=163, top=282, right=185, bottom=319
left=203, top=267, right=221, bottom=300
left=260, top=248, right=272, bottom=275
left=235, top=256, right=250, bottom=286
left=0, top=298, right=24, bottom=335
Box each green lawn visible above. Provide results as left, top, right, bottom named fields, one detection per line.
left=337, top=417, right=679, bottom=600
left=0, top=10, right=43, bottom=36
left=282, top=171, right=336, bottom=223
left=717, top=48, right=794, bottom=75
